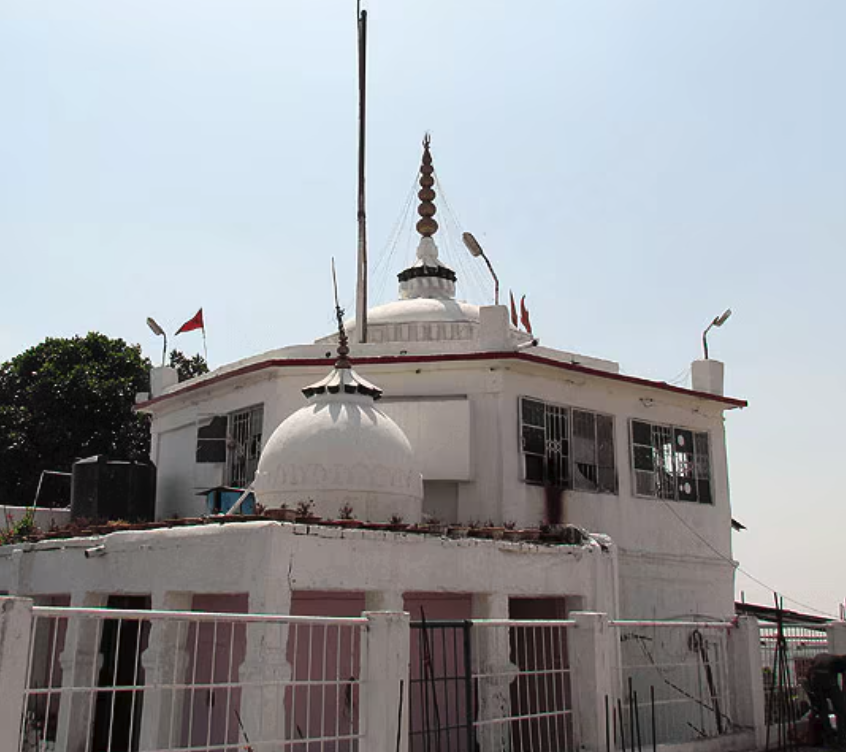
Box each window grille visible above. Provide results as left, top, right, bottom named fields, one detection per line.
left=225, top=404, right=264, bottom=488
left=630, top=420, right=711, bottom=503
left=519, top=397, right=616, bottom=493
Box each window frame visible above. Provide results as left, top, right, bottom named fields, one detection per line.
left=518, top=396, right=617, bottom=495
left=629, top=418, right=713, bottom=505
left=225, top=404, right=264, bottom=489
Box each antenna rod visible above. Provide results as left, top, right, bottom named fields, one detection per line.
left=355, top=4, right=368, bottom=343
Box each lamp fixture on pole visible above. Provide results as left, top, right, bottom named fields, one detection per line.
left=462, top=232, right=500, bottom=305
left=146, top=317, right=167, bottom=367
left=702, top=309, right=732, bottom=360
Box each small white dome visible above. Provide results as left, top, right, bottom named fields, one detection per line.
left=253, top=367, right=423, bottom=523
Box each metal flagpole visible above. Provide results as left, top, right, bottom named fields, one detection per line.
left=202, top=326, right=208, bottom=363
left=355, top=0, right=368, bottom=344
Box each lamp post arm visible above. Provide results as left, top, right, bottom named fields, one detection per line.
left=702, top=323, right=713, bottom=360
left=479, top=251, right=500, bottom=306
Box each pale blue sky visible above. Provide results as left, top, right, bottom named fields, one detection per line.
left=1, top=1, right=844, bottom=614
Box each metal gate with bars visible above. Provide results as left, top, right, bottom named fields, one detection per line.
left=409, top=618, right=574, bottom=752
left=409, top=620, right=475, bottom=752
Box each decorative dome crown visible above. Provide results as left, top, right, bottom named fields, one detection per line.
left=397, top=134, right=457, bottom=301
left=254, top=295, right=423, bottom=522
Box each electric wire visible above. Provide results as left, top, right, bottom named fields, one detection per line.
left=440, top=190, right=494, bottom=303
left=434, top=173, right=494, bottom=304
left=654, top=495, right=837, bottom=618
left=667, top=367, right=692, bottom=388
left=370, top=171, right=420, bottom=306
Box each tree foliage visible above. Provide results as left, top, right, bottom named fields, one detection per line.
left=0, top=333, right=152, bottom=505
left=168, top=350, right=209, bottom=383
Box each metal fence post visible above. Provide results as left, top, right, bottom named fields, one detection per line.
left=568, top=611, right=616, bottom=752
left=0, top=597, right=34, bottom=752
left=362, top=611, right=410, bottom=752
left=826, top=620, right=846, bottom=654
left=729, top=616, right=767, bottom=749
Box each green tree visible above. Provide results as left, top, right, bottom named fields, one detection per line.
left=0, top=333, right=152, bottom=505
left=168, top=350, right=209, bottom=383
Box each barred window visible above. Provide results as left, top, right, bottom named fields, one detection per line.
left=520, top=397, right=616, bottom=494
left=630, top=420, right=711, bottom=504
left=195, top=405, right=264, bottom=489
left=226, top=405, right=264, bottom=488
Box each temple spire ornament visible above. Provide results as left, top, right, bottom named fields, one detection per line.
left=416, top=133, right=438, bottom=238
left=331, top=258, right=351, bottom=369
left=301, top=259, right=382, bottom=400
left=396, top=134, right=457, bottom=300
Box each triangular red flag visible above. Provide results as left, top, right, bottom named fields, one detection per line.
left=509, top=291, right=519, bottom=328
left=520, top=296, right=533, bottom=335
left=175, top=308, right=204, bottom=335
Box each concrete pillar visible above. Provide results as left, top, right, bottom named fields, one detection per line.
left=238, top=586, right=293, bottom=745
left=471, top=593, right=515, bottom=752
left=479, top=305, right=512, bottom=350
left=691, top=359, right=725, bottom=396
left=361, top=611, right=410, bottom=752
left=0, top=597, right=34, bottom=752
left=729, top=616, right=767, bottom=749
left=138, top=591, right=193, bottom=751
left=366, top=590, right=404, bottom=612
left=55, top=592, right=107, bottom=752
left=826, top=621, right=846, bottom=654
left=149, top=366, right=178, bottom=398
left=568, top=612, right=618, bottom=752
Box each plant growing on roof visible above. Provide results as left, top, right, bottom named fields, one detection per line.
left=296, top=500, right=316, bottom=518
left=389, top=514, right=404, bottom=526
left=0, top=508, right=38, bottom=545
left=339, top=502, right=355, bottom=520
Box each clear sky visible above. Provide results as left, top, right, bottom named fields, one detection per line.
left=1, top=1, right=844, bottom=615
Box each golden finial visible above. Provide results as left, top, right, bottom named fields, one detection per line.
left=416, top=133, right=438, bottom=238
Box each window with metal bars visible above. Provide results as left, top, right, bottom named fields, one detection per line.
left=225, top=405, right=264, bottom=488
left=519, top=397, right=617, bottom=493
left=630, top=420, right=712, bottom=503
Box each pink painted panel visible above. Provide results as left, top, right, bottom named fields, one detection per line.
left=287, top=592, right=366, bottom=752
left=181, top=594, right=248, bottom=751
left=405, top=593, right=473, bottom=752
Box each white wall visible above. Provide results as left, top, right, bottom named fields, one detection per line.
left=0, top=522, right=619, bottom=619
left=144, top=355, right=738, bottom=618
left=380, top=397, right=471, bottom=481
left=0, top=506, right=71, bottom=531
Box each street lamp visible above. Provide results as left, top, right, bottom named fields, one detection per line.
left=702, top=309, right=731, bottom=360
left=147, top=317, right=167, bottom=367
left=462, top=232, right=500, bottom=305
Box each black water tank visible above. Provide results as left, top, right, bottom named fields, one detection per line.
left=70, top=456, right=156, bottom=522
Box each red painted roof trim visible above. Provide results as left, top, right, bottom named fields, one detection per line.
left=136, top=351, right=747, bottom=411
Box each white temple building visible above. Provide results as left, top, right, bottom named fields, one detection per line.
left=0, top=137, right=756, bottom=752
left=0, top=137, right=746, bottom=622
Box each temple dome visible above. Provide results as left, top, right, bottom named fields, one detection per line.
left=253, top=363, right=423, bottom=523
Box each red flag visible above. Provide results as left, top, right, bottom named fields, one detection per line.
left=175, top=308, right=204, bottom=335
left=509, top=291, right=519, bottom=328
left=520, top=296, right=533, bottom=335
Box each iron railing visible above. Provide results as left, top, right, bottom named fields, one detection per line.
left=613, top=620, right=734, bottom=748
left=19, top=606, right=366, bottom=752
